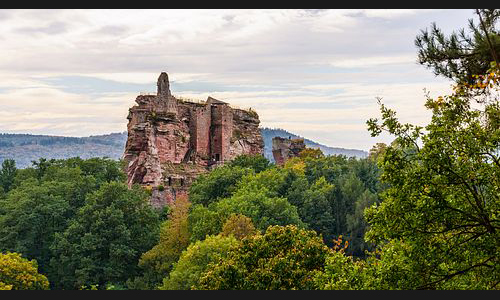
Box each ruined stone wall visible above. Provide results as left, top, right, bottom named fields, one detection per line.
left=154, top=119, right=190, bottom=164
left=194, top=105, right=211, bottom=163
left=219, top=105, right=233, bottom=161
left=210, top=105, right=222, bottom=162
left=210, top=103, right=234, bottom=162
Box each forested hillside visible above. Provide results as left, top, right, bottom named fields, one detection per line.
left=261, top=127, right=367, bottom=160
left=0, top=129, right=367, bottom=168
left=0, top=132, right=127, bottom=169
left=0, top=152, right=383, bottom=290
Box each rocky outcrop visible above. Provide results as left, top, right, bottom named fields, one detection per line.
left=272, top=136, right=306, bottom=165
left=123, top=72, right=264, bottom=208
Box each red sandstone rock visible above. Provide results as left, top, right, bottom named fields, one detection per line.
left=123, top=73, right=264, bottom=208
left=272, top=136, right=306, bottom=166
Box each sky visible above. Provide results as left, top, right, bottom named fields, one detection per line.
left=0, top=9, right=477, bottom=151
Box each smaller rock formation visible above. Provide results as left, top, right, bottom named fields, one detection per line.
left=272, top=136, right=306, bottom=165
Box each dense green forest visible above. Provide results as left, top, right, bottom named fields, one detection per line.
left=0, top=9, right=498, bottom=290
left=0, top=152, right=382, bottom=290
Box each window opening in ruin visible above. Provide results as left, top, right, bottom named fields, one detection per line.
left=215, top=153, right=220, bottom=161
left=168, top=177, right=172, bottom=186
left=180, top=178, right=185, bottom=186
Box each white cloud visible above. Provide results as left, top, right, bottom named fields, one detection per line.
left=0, top=9, right=475, bottom=149
left=329, top=54, right=417, bottom=68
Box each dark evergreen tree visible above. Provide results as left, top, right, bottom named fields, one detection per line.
left=0, top=159, right=17, bottom=193
left=415, top=9, right=499, bottom=84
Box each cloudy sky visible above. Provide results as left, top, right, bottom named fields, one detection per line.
left=0, top=9, right=476, bottom=151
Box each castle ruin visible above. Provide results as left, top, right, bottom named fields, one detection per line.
left=123, top=72, right=264, bottom=208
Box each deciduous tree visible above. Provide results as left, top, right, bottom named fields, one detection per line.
left=198, top=225, right=330, bottom=290
left=0, top=252, right=49, bottom=290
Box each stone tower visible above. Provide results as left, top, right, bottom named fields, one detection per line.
left=157, top=72, right=171, bottom=97
left=156, top=72, right=177, bottom=114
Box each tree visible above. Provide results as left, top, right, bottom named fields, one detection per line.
left=0, top=252, right=49, bottom=290
left=0, top=282, right=12, bottom=290
left=134, top=196, right=191, bottom=289
left=365, top=66, right=500, bottom=289
left=296, top=177, right=336, bottom=244
left=367, top=143, right=388, bottom=162
left=345, top=189, right=378, bottom=257
left=0, top=179, right=78, bottom=278
left=49, top=182, right=160, bottom=289
left=313, top=236, right=368, bottom=290
left=415, top=9, right=499, bottom=84
left=31, top=158, right=55, bottom=180
left=314, top=238, right=425, bottom=290
left=188, top=204, right=227, bottom=243
left=198, top=225, right=331, bottom=290
left=189, top=165, right=253, bottom=207
left=188, top=167, right=304, bottom=242
left=299, top=148, right=325, bottom=159
left=189, top=189, right=304, bottom=242
left=0, top=159, right=17, bottom=193
left=56, top=157, right=126, bottom=183
left=160, top=234, right=239, bottom=290
left=227, top=154, right=271, bottom=173
left=220, top=213, right=258, bottom=240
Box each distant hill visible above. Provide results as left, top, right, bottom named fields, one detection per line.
left=0, top=132, right=127, bottom=169
left=260, top=127, right=367, bottom=162
left=0, top=129, right=367, bottom=168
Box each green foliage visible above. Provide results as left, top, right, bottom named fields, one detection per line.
left=218, top=190, right=304, bottom=232
left=345, top=189, right=378, bottom=257
left=0, top=252, right=49, bottom=290
left=49, top=182, right=160, bottom=289
left=291, top=177, right=335, bottom=243
left=188, top=204, right=226, bottom=242
left=189, top=167, right=306, bottom=242
left=160, top=234, right=239, bottom=290
left=290, top=155, right=383, bottom=253
left=314, top=238, right=422, bottom=290
left=134, top=196, right=191, bottom=289
left=364, top=67, right=500, bottom=289
left=367, top=143, right=388, bottom=162
left=0, top=173, right=98, bottom=278
left=0, top=282, right=12, bottom=290
left=415, top=9, right=499, bottom=84
left=0, top=157, right=127, bottom=285
left=313, top=237, right=366, bottom=290
left=0, top=157, right=161, bottom=289
left=189, top=165, right=253, bottom=206
left=189, top=155, right=382, bottom=257
left=227, top=154, right=271, bottom=173
left=220, top=213, right=258, bottom=240
left=198, top=225, right=331, bottom=290
left=189, top=181, right=304, bottom=242
left=299, top=148, right=325, bottom=159
left=0, top=159, right=17, bottom=193
left=0, top=179, right=73, bottom=278
left=60, top=157, right=126, bottom=183
left=237, top=166, right=290, bottom=195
